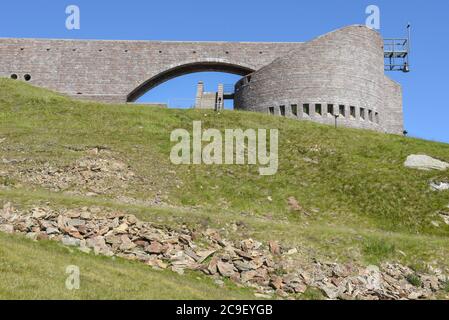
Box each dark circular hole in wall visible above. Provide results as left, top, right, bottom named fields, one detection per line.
left=24, top=74, right=31, bottom=81
left=10, top=74, right=18, bottom=80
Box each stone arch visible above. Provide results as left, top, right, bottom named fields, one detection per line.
left=126, top=60, right=255, bottom=102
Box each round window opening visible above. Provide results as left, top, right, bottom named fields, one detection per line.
left=10, top=74, right=18, bottom=80
left=24, top=74, right=31, bottom=81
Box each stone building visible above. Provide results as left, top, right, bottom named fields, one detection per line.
left=194, top=82, right=224, bottom=110
left=234, top=26, right=403, bottom=134
left=0, top=25, right=404, bottom=134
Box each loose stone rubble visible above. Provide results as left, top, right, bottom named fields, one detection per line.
left=1, top=202, right=447, bottom=300
left=16, top=155, right=136, bottom=195
left=2, top=151, right=171, bottom=206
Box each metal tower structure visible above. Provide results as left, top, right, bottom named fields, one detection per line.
left=384, top=24, right=411, bottom=72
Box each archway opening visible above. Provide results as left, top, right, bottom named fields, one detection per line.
left=135, top=71, right=242, bottom=109
left=128, top=61, right=254, bottom=109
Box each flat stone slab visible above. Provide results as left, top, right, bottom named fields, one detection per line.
left=430, top=182, right=449, bottom=191
left=404, top=155, right=449, bottom=171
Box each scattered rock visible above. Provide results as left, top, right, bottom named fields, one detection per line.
left=287, top=196, right=302, bottom=211
left=119, top=235, right=136, bottom=251
left=302, top=157, right=319, bottom=164
left=270, top=276, right=284, bottom=290
left=269, top=240, right=281, bottom=255
left=146, top=241, right=164, bottom=254
left=440, top=212, right=449, bottom=225
left=46, top=227, right=59, bottom=235
left=0, top=203, right=446, bottom=300
left=78, top=246, right=92, bottom=254
left=147, top=258, right=168, bottom=269
left=10, top=155, right=155, bottom=202
left=31, top=207, right=49, bottom=219
left=431, top=221, right=440, bottom=227
left=196, top=249, right=216, bottom=263
left=1, top=202, right=13, bottom=218
left=404, top=155, right=449, bottom=171
left=214, top=279, right=224, bottom=287
left=66, top=219, right=85, bottom=228
left=0, top=224, right=14, bottom=233
left=318, top=282, right=340, bottom=299
left=217, top=261, right=236, bottom=277
left=408, top=292, right=422, bottom=300
left=36, top=233, right=49, bottom=241
left=62, top=236, right=80, bottom=247
left=254, top=293, right=272, bottom=299
left=115, top=223, right=128, bottom=233
left=25, top=232, right=37, bottom=240
left=430, top=181, right=449, bottom=191
left=241, top=270, right=258, bottom=283
left=171, top=266, right=185, bottom=275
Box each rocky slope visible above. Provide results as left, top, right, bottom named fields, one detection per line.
left=1, top=202, right=447, bottom=300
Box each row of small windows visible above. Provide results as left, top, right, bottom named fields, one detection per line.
left=17, top=48, right=131, bottom=53
left=268, top=104, right=380, bottom=123
left=227, top=51, right=263, bottom=54
left=10, top=74, right=31, bottom=81
left=16, top=48, right=260, bottom=55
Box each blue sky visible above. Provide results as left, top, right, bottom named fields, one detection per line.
left=0, top=1, right=448, bottom=143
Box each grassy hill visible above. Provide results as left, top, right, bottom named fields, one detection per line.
left=1, top=78, right=449, bottom=298
left=0, top=232, right=255, bottom=299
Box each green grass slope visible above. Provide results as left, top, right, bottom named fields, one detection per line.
left=1, top=78, right=449, bottom=297
left=0, top=232, right=254, bottom=299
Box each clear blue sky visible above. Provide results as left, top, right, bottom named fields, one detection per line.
left=1, top=1, right=448, bottom=143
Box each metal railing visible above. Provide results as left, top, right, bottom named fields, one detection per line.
left=223, top=84, right=235, bottom=94
left=384, top=24, right=411, bottom=72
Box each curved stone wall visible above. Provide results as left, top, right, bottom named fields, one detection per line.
left=234, top=25, right=403, bottom=134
